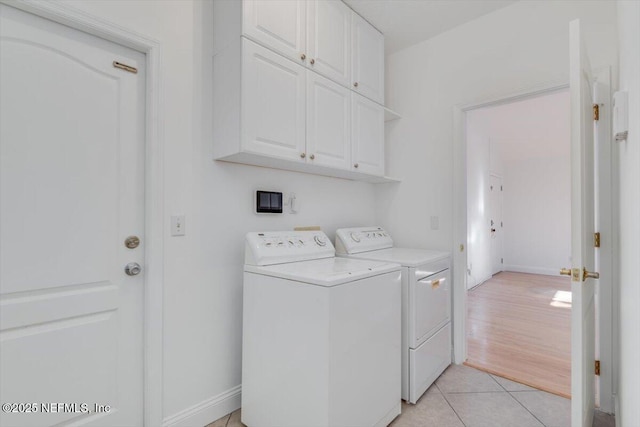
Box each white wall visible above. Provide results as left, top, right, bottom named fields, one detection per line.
left=615, top=1, right=640, bottom=424
left=58, top=1, right=377, bottom=424
left=378, top=1, right=618, bottom=255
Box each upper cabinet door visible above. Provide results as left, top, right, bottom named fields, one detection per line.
left=307, top=0, right=351, bottom=87
left=307, top=71, right=351, bottom=170
left=241, top=39, right=306, bottom=162
left=351, top=93, right=384, bottom=176
left=351, top=13, right=384, bottom=104
left=243, top=0, right=307, bottom=65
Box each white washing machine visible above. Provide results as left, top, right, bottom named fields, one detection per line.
left=335, top=227, right=452, bottom=404
left=242, top=230, right=402, bottom=427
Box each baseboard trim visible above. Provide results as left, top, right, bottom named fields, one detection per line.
left=503, top=265, right=559, bottom=277
left=162, top=385, right=241, bottom=427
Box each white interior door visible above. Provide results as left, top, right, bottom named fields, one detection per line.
left=0, top=5, right=145, bottom=426
left=490, top=175, right=503, bottom=275
left=568, top=19, right=597, bottom=427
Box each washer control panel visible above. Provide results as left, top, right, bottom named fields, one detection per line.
left=335, top=226, right=393, bottom=254
left=245, top=231, right=334, bottom=266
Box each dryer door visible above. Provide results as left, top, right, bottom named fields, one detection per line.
left=410, top=269, right=451, bottom=348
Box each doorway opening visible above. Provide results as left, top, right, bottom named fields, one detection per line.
left=464, top=89, right=572, bottom=397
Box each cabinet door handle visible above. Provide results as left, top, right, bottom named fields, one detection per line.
left=300, top=53, right=306, bottom=61
left=310, top=58, right=315, bottom=65
left=309, top=154, right=315, bottom=160
left=353, top=82, right=359, bottom=88
left=354, top=163, right=359, bottom=169
left=300, top=152, right=306, bottom=159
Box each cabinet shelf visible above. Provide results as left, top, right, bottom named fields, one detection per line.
left=215, top=152, right=400, bottom=183
left=384, top=107, right=402, bottom=122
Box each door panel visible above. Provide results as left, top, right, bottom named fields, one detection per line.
left=0, top=5, right=145, bottom=426
left=243, top=0, right=306, bottom=64
left=569, top=19, right=596, bottom=427
left=351, top=12, right=384, bottom=104
left=490, top=175, right=503, bottom=275
left=351, top=93, right=384, bottom=176
left=242, top=39, right=306, bottom=162
left=306, top=71, right=350, bottom=169
left=307, top=0, right=351, bottom=87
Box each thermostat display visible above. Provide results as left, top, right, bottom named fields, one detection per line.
left=256, top=191, right=283, bottom=214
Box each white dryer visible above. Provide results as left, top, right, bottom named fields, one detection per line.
left=242, top=230, right=402, bottom=427
left=335, top=227, right=452, bottom=404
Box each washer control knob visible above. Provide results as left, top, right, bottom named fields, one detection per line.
left=350, top=232, right=360, bottom=243
left=314, top=235, right=327, bottom=246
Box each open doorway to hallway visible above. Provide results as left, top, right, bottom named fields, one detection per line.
left=464, top=89, right=572, bottom=397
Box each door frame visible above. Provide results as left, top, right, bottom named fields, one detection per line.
left=489, top=173, right=503, bottom=276
left=452, top=77, right=615, bottom=411
left=0, top=1, right=165, bottom=425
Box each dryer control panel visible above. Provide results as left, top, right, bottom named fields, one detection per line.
left=245, top=231, right=335, bottom=266
left=335, top=226, right=394, bottom=254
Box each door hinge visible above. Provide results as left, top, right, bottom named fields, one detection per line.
left=501, top=258, right=504, bottom=264
left=595, top=360, right=600, bottom=376
left=501, top=221, right=503, bottom=227
left=593, top=104, right=599, bottom=121
left=113, top=61, right=138, bottom=74
left=594, top=232, right=601, bottom=248
left=501, top=185, right=503, bottom=191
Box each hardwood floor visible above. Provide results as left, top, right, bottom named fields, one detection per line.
left=466, top=271, right=572, bottom=398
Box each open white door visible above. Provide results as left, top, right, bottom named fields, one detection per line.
left=566, top=19, right=598, bottom=427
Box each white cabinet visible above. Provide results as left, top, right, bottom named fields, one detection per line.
left=242, top=0, right=307, bottom=64
left=241, top=39, right=306, bottom=161
left=307, top=71, right=351, bottom=169
left=351, top=93, right=385, bottom=175
left=307, top=0, right=351, bottom=87
left=351, top=12, right=384, bottom=104
left=213, top=0, right=389, bottom=181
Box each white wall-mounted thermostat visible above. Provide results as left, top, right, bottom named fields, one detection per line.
left=613, top=91, right=629, bottom=142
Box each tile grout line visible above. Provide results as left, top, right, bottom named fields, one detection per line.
left=435, top=382, right=468, bottom=427
left=506, top=390, right=548, bottom=427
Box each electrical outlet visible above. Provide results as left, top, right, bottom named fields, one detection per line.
left=171, top=215, right=186, bottom=236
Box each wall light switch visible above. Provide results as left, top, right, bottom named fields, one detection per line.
left=171, top=215, right=186, bottom=236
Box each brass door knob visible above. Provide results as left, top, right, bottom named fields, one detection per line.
left=583, top=268, right=600, bottom=281
left=560, top=268, right=572, bottom=276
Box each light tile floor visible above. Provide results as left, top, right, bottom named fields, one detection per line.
left=205, top=364, right=615, bottom=427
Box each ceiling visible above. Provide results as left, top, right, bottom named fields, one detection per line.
left=343, top=0, right=518, bottom=54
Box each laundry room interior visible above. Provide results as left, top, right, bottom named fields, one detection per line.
left=0, top=1, right=638, bottom=427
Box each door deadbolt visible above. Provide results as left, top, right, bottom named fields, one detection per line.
left=125, top=262, right=142, bottom=276
left=125, top=236, right=140, bottom=249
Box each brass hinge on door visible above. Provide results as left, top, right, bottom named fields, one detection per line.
left=113, top=61, right=138, bottom=74
left=594, top=232, right=601, bottom=248
left=593, top=104, right=600, bottom=121
left=595, top=360, right=601, bottom=376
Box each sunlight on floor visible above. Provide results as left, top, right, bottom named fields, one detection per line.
left=550, top=290, right=572, bottom=308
